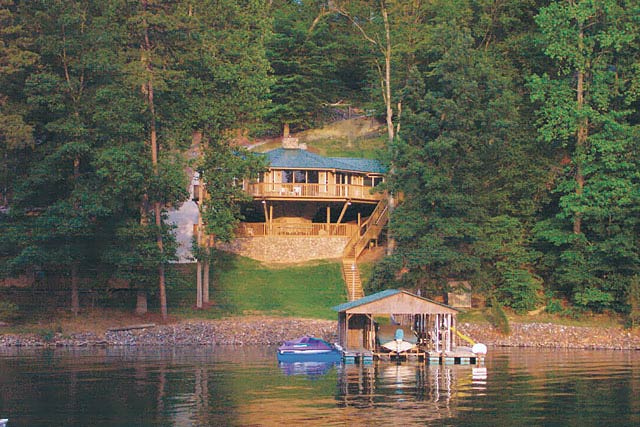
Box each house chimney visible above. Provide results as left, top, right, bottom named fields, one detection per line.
left=282, top=136, right=306, bottom=150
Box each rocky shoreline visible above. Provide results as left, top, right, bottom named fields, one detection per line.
left=1, top=317, right=640, bottom=350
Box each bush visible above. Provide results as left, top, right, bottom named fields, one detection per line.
left=546, top=297, right=563, bottom=314
left=487, top=297, right=510, bottom=335
left=0, top=301, right=19, bottom=322
left=573, top=286, right=614, bottom=312
left=498, top=269, right=543, bottom=314
left=38, top=329, right=55, bottom=342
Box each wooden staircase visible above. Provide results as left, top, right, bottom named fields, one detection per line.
left=341, top=198, right=390, bottom=301
left=342, top=256, right=364, bottom=301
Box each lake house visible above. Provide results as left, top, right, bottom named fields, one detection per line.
left=195, top=137, right=389, bottom=300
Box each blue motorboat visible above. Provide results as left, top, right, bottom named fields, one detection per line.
left=277, top=336, right=342, bottom=362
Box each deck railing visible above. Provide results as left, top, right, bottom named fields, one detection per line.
left=353, top=198, right=389, bottom=257
left=244, top=182, right=384, bottom=201
left=237, top=222, right=358, bottom=237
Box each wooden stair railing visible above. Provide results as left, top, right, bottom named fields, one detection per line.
left=353, top=198, right=389, bottom=259
left=340, top=198, right=390, bottom=301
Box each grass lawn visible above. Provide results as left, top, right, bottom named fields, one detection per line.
left=169, top=253, right=347, bottom=320
left=251, top=121, right=386, bottom=160
left=308, top=136, right=386, bottom=159
left=253, top=135, right=385, bottom=159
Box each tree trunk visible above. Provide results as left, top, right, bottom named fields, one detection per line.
left=382, top=4, right=394, bottom=145
left=574, top=27, right=587, bottom=235
left=196, top=181, right=204, bottom=308
left=203, top=250, right=210, bottom=304
left=155, top=201, right=167, bottom=319
left=2, top=151, right=7, bottom=206
left=71, top=154, right=81, bottom=316
left=136, top=291, right=148, bottom=315
left=142, top=2, right=168, bottom=320
left=381, top=3, right=396, bottom=255
left=196, top=260, right=203, bottom=309
left=71, top=262, right=80, bottom=316
left=324, top=3, right=397, bottom=254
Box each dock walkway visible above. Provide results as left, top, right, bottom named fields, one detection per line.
left=342, top=347, right=483, bottom=365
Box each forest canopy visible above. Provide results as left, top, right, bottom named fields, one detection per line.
left=1, top=0, right=639, bottom=318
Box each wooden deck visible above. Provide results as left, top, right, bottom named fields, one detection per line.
left=244, top=182, right=384, bottom=203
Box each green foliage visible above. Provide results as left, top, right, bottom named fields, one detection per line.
left=1, top=0, right=273, bottom=318
left=200, top=138, right=266, bottom=243
left=487, top=297, right=511, bottom=335
left=530, top=0, right=640, bottom=313
left=1, top=0, right=639, bottom=320
left=476, top=216, right=543, bottom=313
left=266, top=0, right=370, bottom=132
left=0, top=300, right=19, bottom=322
left=365, top=254, right=404, bottom=294
left=546, top=298, right=564, bottom=315
left=385, top=2, right=550, bottom=309
left=38, top=328, right=55, bottom=342
left=626, top=276, right=640, bottom=329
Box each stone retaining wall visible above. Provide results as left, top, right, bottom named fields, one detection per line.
left=218, top=236, right=350, bottom=263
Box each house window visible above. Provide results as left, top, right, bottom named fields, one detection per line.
left=307, top=170, right=319, bottom=184
left=364, top=176, right=383, bottom=187
left=336, top=173, right=350, bottom=185
left=282, top=170, right=293, bottom=183
left=294, top=170, right=306, bottom=183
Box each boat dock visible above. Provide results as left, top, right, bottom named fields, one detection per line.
left=341, top=347, right=483, bottom=365
left=332, top=290, right=487, bottom=367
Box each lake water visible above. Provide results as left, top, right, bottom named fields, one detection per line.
left=1, top=346, right=639, bottom=426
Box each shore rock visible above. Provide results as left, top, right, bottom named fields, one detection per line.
left=2, top=317, right=640, bottom=350
left=457, top=322, right=640, bottom=350
left=0, top=317, right=337, bottom=348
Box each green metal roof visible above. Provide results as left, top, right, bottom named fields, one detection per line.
left=329, top=157, right=387, bottom=174
left=263, top=148, right=386, bottom=174
left=331, top=289, right=459, bottom=313
left=332, top=289, right=401, bottom=312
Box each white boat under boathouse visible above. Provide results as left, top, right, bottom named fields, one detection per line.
left=332, top=289, right=486, bottom=364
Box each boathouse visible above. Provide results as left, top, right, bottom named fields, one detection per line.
left=333, top=289, right=460, bottom=355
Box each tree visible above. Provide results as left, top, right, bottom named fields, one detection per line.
left=9, top=0, right=121, bottom=315
left=0, top=0, right=37, bottom=208
left=530, top=0, right=640, bottom=310
left=172, top=0, right=271, bottom=307
left=267, top=0, right=369, bottom=135
left=114, top=0, right=192, bottom=319
left=371, top=0, right=550, bottom=311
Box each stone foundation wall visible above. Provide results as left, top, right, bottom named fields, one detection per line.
left=218, top=236, right=350, bottom=263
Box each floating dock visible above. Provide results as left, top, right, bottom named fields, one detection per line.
left=342, top=347, right=484, bottom=365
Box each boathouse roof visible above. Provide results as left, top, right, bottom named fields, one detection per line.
left=332, top=289, right=459, bottom=315
left=263, top=148, right=386, bottom=174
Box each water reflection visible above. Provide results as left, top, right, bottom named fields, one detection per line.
left=1, top=347, right=639, bottom=426
left=278, top=361, right=339, bottom=378
left=333, top=362, right=481, bottom=424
